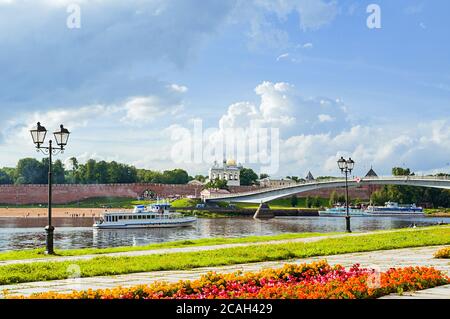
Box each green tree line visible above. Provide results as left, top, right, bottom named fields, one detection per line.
left=370, top=167, right=450, bottom=208
left=0, top=158, right=191, bottom=185
left=0, top=158, right=260, bottom=186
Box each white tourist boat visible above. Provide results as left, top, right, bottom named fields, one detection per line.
left=93, top=202, right=197, bottom=229
left=318, top=206, right=367, bottom=217
left=364, top=202, right=425, bottom=216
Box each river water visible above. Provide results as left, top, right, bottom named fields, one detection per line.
left=0, top=216, right=449, bottom=252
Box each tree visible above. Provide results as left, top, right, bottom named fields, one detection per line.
left=194, top=175, right=207, bottom=182
left=95, top=161, right=109, bottom=184
left=305, top=196, right=312, bottom=208
left=329, top=190, right=339, bottom=206
left=392, top=167, right=412, bottom=176
left=204, top=178, right=228, bottom=190
left=290, top=195, right=298, bottom=207
left=15, top=158, right=46, bottom=184
left=240, top=168, right=258, bottom=186
left=85, top=159, right=97, bottom=183
left=52, top=160, right=66, bottom=184
left=0, top=169, right=13, bottom=184
left=162, top=169, right=189, bottom=184
left=370, top=186, right=389, bottom=205
left=259, top=173, right=269, bottom=179
left=107, top=161, right=121, bottom=183
left=312, top=196, right=322, bottom=208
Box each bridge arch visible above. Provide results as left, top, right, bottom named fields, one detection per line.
left=206, top=177, right=450, bottom=204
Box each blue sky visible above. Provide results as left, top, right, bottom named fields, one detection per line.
left=0, top=0, right=449, bottom=178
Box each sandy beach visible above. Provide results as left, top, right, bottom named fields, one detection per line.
left=0, top=208, right=115, bottom=218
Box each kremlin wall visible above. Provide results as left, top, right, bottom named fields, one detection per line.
left=0, top=183, right=378, bottom=205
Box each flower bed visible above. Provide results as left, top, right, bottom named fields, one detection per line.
left=13, top=261, right=449, bottom=299
left=434, top=247, right=450, bottom=259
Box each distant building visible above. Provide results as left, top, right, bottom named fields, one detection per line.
left=305, top=171, right=315, bottom=182
left=187, top=180, right=204, bottom=186
left=208, top=159, right=242, bottom=186
left=200, top=188, right=231, bottom=201
left=259, top=177, right=297, bottom=188
left=365, top=167, right=378, bottom=178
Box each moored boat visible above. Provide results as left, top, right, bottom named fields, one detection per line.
left=364, top=202, right=424, bottom=216
left=319, top=206, right=367, bottom=217
left=93, top=202, right=197, bottom=229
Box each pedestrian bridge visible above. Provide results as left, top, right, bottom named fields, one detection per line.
left=205, top=176, right=450, bottom=204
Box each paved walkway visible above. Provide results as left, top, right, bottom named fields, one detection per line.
left=2, top=245, right=449, bottom=298
left=380, top=284, right=450, bottom=299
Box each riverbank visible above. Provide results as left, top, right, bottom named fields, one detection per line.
left=0, top=226, right=448, bottom=286
left=0, top=207, right=108, bottom=218
left=1, top=206, right=449, bottom=218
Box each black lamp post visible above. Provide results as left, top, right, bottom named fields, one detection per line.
left=30, top=122, right=70, bottom=254
left=337, top=156, right=355, bottom=233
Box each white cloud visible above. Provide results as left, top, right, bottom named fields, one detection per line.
left=169, top=84, right=188, bottom=93
left=214, top=81, right=349, bottom=136
left=122, top=95, right=184, bottom=123
left=296, top=0, right=338, bottom=30
left=252, top=0, right=338, bottom=30
left=242, top=0, right=338, bottom=49
left=318, top=114, right=334, bottom=122
left=302, top=42, right=313, bottom=49
left=282, top=120, right=450, bottom=177
left=405, top=4, right=424, bottom=15
left=276, top=53, right=290, bottom=61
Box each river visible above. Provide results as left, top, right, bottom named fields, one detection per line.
left=0, top=216, right=449, bottom=251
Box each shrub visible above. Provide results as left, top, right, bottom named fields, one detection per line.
left=434, top=247, right=450, bottom=259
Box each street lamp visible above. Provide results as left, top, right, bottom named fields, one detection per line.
left=30, top=122, right=70, bottom=254
left=337, top=156, right=355, bottom=233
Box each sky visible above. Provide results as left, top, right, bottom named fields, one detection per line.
left=0, top=0, right=449, bottom=178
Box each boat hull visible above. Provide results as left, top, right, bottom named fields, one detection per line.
left=364, top=212, right=425, bottom=217
left=93, top=218, right=197, bottom=229
left=318, top=211, right=367, bottom=217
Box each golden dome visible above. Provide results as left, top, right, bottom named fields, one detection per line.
left=226, top=159, right=237, bottom=166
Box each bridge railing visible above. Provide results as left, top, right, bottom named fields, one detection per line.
left=206, top=175, right=450, bottom=200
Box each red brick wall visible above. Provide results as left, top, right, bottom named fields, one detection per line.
left=0, top=183, right=378, bottom=205
left=292, top=185, right=380, bottom=201
left=0, top=184, right=259, bottom=205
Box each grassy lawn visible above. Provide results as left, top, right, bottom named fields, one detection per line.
left=0, top=226, right=448, bottom=286
left=425, top=208, right=450, bottom=215
left=170, top=198, right=201, bottom=208
left=234, top=198, right=328, bottom=210
left=0, top=232, right=338, bottom=262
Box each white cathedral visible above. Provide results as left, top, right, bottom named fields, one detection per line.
left=208, top=159, right=243, bottom=186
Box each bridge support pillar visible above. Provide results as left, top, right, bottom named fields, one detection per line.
left=253, top=203, right=274, bottom=219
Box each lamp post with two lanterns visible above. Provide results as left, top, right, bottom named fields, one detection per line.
left=337, top=157, right=355, bottom=233
left=30, top=122, right=70, bottom=255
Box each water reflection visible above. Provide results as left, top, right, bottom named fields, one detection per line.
left=0, top=216, right=448, bottom=251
